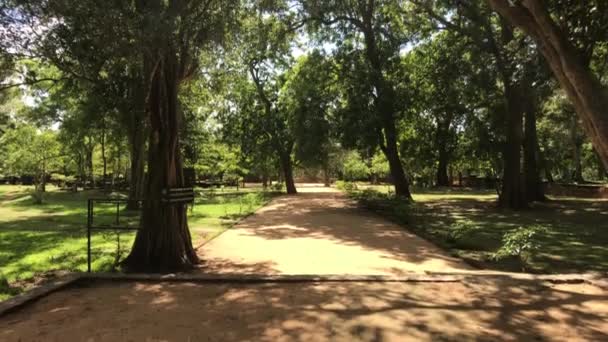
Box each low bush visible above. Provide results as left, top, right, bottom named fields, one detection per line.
left=492, top=225, right=547, bottom=271
left=335, top=180, right=357, bottom=192
left=350, top=188, right=413, bottom=224
left=30, top=188, right=46, bottom=204
left=447, top=220, right=480, bottom=243
left=270, top=182, right=284, bottom=191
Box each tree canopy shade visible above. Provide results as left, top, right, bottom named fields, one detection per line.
left=1, top=0, right=608, bottom=272
left=1, top=0, right=238, bottom=271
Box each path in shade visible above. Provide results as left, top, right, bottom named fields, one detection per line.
left=199, top=185, right=470, bottom=275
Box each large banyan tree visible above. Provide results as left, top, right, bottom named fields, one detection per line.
left=123, top=0, right=237, bottom=272
left=0, top=0, right=237, bottom=271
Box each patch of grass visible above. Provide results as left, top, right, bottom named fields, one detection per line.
left=0, top=185, right=278, bottom=299
left=344, top=185, right=608, bottom=273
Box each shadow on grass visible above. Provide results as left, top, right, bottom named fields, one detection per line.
left=407, top=193, right=608, bottom=273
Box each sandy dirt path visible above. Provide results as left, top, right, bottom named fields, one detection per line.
left=199, top=185, right=470, bottom=275
left=1, top=277, right=606, bottom=341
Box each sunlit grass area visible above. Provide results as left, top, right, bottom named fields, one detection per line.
left=349, top=183, right=608, bottom=273
left=0, top=184, right=277, bottom=300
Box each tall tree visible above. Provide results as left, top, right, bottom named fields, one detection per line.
left=487, top=0, right=608, bottom=169
left=219, top=2, right=301, bottom=194
left=302, top=0, right=426, bottom=199
left=123, top=0, right=236, bottom=271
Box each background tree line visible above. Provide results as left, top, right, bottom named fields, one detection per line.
left=1, top=0, right=607, bottom=271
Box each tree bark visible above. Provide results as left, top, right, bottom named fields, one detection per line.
left=380, top=120, right=412, bottom=199
left=279, top=150, right=297, bottom=194
left=127, top=125, right=146, bottom=210
left=523, top=103, right=545, bottom=202
left=323, top=162, right=331, bottom=187
left=487, top=0, right=608, bottom=170
left=86, top=138, right=94, bottom=189
left=357, top=8, right=412, bottom=200
left=499, top=83, right=527, bottom=209
left=436, top=156, right=449, bottom=187
left=126, top=78, right=147, bottom=210
left=435, top=118, right=452, bottom=187
left=122, top=53, right=198, bottom=272
left=100, top=122, right=108, bottom=191
left=568, top=115, right=585, bottom=183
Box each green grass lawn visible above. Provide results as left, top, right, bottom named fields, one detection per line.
left=0, top=184, right=277, bottom=300
left=351, top=183, right=608, bottom=274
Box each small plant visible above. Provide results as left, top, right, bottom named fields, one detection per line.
left=335, top=180, right=357, bottom=192
left=241, top=193, right=260, bottom=213
left=270, top=182, right=284, bottom=191
left=493, top=225, right=547, bottom=271
left=448, top=220, right=480, bottom=242
left=30, top=187, right=45, bottom=205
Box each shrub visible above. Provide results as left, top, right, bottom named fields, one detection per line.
left=336, top=180, right=357, bottom=192
left=447, top=220, right=480, bottom=242
left=493, top=225, right=547, bottom=270
left=270, top=182, right=284, bottom=191
left=242, top=193, right=262, bottom=213
left=30, top=188, right=45, bottom=204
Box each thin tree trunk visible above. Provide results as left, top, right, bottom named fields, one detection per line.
left=86, top=138, right=94, bottom=189
left=279, top=151, right=297, bottom=194
left=101, top=124, right=108, bottom=191
left=40, top=159, right=46, bottom=193
left=323, top=162, right=331, bottom=187
left=122, top=53, right=198, bottom=272
left=361, top=14, right=412, bottom=200
left=569, top=115, right=585, bottom=183
left=435, top=114, right=453, bottom=187
left=381, top=129, right=412, bottom=199
left=435, top=124, right=450, bottom=187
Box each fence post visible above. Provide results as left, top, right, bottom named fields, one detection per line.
left=87, top=199, right=92, bottom=273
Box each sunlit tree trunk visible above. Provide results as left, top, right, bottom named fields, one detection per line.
left=122, top=50, right=198, bottom=272
left=123, top=0, right=208, bottom=272
left=360, top=12, right=412, bottom=199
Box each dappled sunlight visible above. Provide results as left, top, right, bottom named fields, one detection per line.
left=200, top=189, right=470, bottom=275
left=1, top=277, right=606, bottom=341
left=409, top=190, right=608, bottom=272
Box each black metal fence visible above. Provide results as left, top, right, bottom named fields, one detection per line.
left=85, top=188, right=195, bottom=272
left=86, top=198, right=141, bottom=272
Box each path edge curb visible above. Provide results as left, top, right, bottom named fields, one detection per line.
left=1, top=271, right=606, bottom=318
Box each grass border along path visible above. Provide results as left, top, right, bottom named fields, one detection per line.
left=0, top=185, right=279, bottom=300
left=342, top=183, right=608, bottom=274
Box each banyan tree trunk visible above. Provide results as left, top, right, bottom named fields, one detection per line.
left=122, top=55, right=198, bottom=272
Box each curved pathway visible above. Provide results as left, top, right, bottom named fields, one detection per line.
left=199, top=185, right=470, bottom=275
